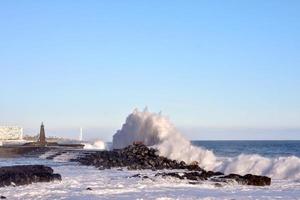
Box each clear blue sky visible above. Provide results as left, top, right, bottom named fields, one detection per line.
left=0, top=1, right=299, bottom=140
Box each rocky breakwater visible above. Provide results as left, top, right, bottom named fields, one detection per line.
left=0, top=165, right=61, bottom=187
left=74, top=144, right=271, bottom=186
left=75, top=143, right=201, bottom=171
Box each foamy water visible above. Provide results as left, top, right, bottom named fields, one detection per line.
left=83, top=140, right=107, bottom=150
left=1, top=157, right=300, bottom=200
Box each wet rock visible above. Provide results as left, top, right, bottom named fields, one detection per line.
left=188, top=181, right=199, bottom=185
left=131, top=174, right=141, bottom=178
left=0, top=165, right=61, bottom=187
left=74, top=144, right=206, bottom=172
left=156, top=171, right=214, bottom=181
left=155, top=171, right=271, bottom=186
left=214, top=183, right=223, bottom=187
left=156, top=172, right=184, bottom=179
left=217, top=174, right=271, bottom=186
left=243, top=174, right=271, bottom=186
left=130, top=174, right=149, bottom=179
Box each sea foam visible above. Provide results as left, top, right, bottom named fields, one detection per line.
left=217, top=154, right=300, bottom=180
left=112, top=108, right=300, bottom=180
left=84, top=140, right=107, bottom=150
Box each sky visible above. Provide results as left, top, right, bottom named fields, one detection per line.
left=0, top=1, right=299, bottom=141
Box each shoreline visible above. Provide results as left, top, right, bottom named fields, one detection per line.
left=0, top=144, right=84, bottom=158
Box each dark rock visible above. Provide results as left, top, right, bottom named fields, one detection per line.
left=156, top=171, right=271, bottom=186
left=156, top=172, right=184, bottom=179
left=243, top=174, right=271, bottom=186
left=217, top=174, right=271, bottom=186
left=86, top=187, right=92, bottom=190
left=131, top=174, right=141, bottom=178
left=0, top=196, right=6, bottom=199
left=0, top=165, right=61, bottom=187
left=130, top=174, right=149, bottom=179
left=156, top=171, right=210, bottom=181
left=188, top=181, right=199, bottom=185
left=214, top=183, right=223, bottom=187
left=74, top=144, right=207, bottom=172
left=185, top=171, right=207, bottom=181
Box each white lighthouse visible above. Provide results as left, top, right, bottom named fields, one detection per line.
left=79, top=127, right=83, bottom=141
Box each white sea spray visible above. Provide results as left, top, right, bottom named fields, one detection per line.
left=83, top=140, right=107, bottom=150
left=113, top=108, right=300, bottom=180
left=112, top=108, right=217, bottom=170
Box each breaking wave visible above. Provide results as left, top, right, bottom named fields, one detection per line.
left=216, top=154, right=300, bottom=180
left=112, top=108, right=300, bottom=180
left=113, top=108, right=218, bottom=170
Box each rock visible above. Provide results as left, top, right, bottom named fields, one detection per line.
left=214, top=183, right=223, bottom=187
left=207, top=171, right=224, bottom=176
left=0, top=196, right=6, bottom=199
left=74, top=144, right=207, bottom=172
left=155, top=171, right=271, bottom=186
left=190, top=161, right=199, bottom=166
left=156, top=172, right=184, bottom=180
left=243, top=174, right=271, bottom=186
left=156, top=171, right=212, bottom=181
left=217, top=174, right=271, bottom=186
left=186, top=164, right=203, bottom=171
left=86, top=187, right=92, bottom=190
left=188, top=181, right=199, bottom=185
left=130, top=174, right=149, bottom=179
left=131, top=174, right=141, bottom=178
left=0, top=165, right=61, bottom=187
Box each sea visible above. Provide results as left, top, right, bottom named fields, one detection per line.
left=0, top=140, right=300, bottom=200
left=192, top=140, right=300, bottom=158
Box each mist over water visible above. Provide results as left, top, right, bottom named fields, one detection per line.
left=112, top=109, right=300, bottom=180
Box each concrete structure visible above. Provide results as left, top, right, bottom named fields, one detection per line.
left=0, top=126, right=23, bottom=140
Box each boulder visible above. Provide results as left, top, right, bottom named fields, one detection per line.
left=217, top=173, right=271, bottom=186
left=155, top=171, right=271, bottom=186
left=155, top=171, right=221, bottom=181
left=0, top=165, right=61, bottom=187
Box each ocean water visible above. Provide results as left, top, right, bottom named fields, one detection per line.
left=192, top=140, right=300, bottom=157
left=0, top=140, right=300, bottom=200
